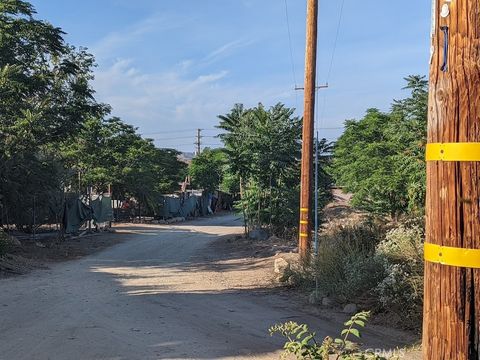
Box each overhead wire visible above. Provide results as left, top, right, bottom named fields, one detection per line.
left=138, top=0, right=348, bottom=151
left=140, top=129, right=198, bottom=135
left=284, top=0, right=298, bottom=88
left=146, top=136, right=196, bottom=141
left=283, top=0, right=299, bottom=109
left=325, top=0, right=345, bottom=84
left=317, top=0, right=346, bottom=132
left=141, top=128, right=221, bottom=136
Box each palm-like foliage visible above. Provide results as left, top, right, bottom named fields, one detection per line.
left=217, top=102, right=331, bottom=236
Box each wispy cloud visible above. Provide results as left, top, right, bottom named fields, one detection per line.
left=90, top=13, right=185, bottom=60
left=92, top=58, right=295, bottom=150
left=177, top=38, right=256, bottom=73
left=202, top=38, right=256, bottom=65
left=87, top=10, right=291, bottom=152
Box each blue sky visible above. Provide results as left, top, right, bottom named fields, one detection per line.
left=30, top=0, right=431, bottom=152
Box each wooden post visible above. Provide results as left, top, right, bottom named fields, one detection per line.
left=195, top=128, right=202, bottom=156
left=423, top=1, right=480, bottom=358
left=299, top=0, right=318, bottom=257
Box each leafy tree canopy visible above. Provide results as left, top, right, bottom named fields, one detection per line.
left=217, top=103, right=332, bottom=235
left=0, top=0, right=188, bottom=228
left=331, top=75, right=428, bottom=218
left=189, top=148, right=226, bottom=193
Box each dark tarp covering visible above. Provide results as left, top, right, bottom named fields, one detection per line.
left=63, top=195, right=93, bottom=234
left=178, top=196, right=198, bottom=218
left=91, top=195, right=114, bottom=224
left=159, top=193, right=211, bottom=219
left=63, top=194, right=113, bottom=234
left=161, top=196, right=181, bottom=217
left=197, top=194, right=210, bottom=216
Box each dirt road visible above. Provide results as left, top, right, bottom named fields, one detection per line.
left=0, top=215, right=415, bottom=359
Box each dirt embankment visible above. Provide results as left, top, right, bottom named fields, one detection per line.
left=0, top=227, right=131, bottom=277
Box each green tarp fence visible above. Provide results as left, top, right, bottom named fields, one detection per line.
left=63, top=194, right=113, bottom=234
left=63, top=194, right=93, bottom=234
left=177, top=196, right=192, bottom=218
left=159, top=194, right=211, bottom=219
left=91, top=195, right=114, bottom=224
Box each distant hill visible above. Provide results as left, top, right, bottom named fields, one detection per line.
left=178, top=152, right=195, bottom=164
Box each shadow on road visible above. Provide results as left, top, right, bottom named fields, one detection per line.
left=85, top=220, right=417, bottom=359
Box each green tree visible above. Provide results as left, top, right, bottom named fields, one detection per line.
left=0, top=0, right=188, bottom=228
left=62, top=116, right=187, bottom=204
left=331, top=76, right=428, bottom=218
left=389, top=75, right=428, bottom=215
left=189, top=148, right=226, bottom=193
left=0, top=0, right=106, bottom=229
left=218, top=103, right=309, bottom=235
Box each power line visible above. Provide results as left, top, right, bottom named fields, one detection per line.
left=147, top=136, right=195, bottom=141
left=283, top=0, right=300, bottom=109
left=159, top=143, right=199, bottom=148
left=284, top=0, right=298, bottom=88
left=140, top=129, right=198, bottom=135
left=318, top=0, right=346, bottom=131
left=156, top=143, right=223, bottom=148
left=326, top=0, right=345, bottom=83
left=141, top=128, right=219, bottom=136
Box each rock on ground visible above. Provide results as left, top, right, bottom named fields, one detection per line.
left=249, top=229, right=269, bottom=241
left=343, top=303, right=358, bottom=314
left=322, top=297, right=334, bottom=306
left=267, top=235, right=282, bottom=242
left=274, top=257, right=290, bottom=274
left=8, top=237, right=22, bottom=247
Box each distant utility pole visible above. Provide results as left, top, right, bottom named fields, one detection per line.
left=423, top=1, right=480, bottom=359
left=195, top=129, right=202, bottom=156
left=298, top=0, right=318, bottom=258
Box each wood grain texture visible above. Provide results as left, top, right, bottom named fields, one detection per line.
left=423, top=1, right=480, bottom=358
left=299, top=0, right=318, bottom=257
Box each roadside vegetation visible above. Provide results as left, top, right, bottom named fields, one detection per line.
left=193, top=103, right=332, bottom=238
left=270, top=311, right=390, bottom=359
left=294, top=76, right=427, bottom=331
left=332, top=75, right=427, bottom=219
left=0, top=0, right=186, bottom=231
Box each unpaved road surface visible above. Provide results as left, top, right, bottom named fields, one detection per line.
left=0, top=215, right=416, bottom=359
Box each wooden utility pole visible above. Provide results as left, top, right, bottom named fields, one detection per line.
left=195, top=128, right=202, bottom=156
left=298, top=0, right=318, bottom=257
left=423, top=1, right=480, bottom=358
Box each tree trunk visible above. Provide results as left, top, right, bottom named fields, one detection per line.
left=239, top=176, right=248, bottom=237
left=257, top=185, right=261, bottom=229
left=423, top=1, right=480, bottom=358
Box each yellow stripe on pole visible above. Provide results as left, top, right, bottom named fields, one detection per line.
left=299, top=233, right=309, bottom=238
left=300, top=220, right=308, bottom=225
left=300, top=208, right=309, bottom=212
left=426, top=142, right=480, bottom=161
left=424, top=242, right=480, bottom=268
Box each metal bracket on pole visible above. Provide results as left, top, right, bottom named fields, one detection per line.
left=295, top=84, right=329, bottom=91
